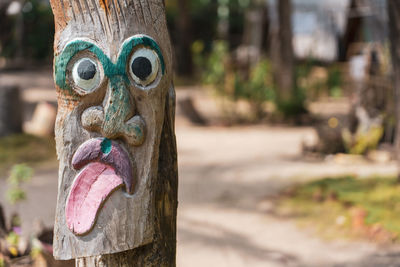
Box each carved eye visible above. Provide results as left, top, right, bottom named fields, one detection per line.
left=72, top=58, right=101, bottom=94
left=129, top=48, right=159, bottom=87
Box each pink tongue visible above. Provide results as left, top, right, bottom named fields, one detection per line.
left=65, top=162, right=123, bottom=235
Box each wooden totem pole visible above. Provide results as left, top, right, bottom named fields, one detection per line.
left=49, top=0, right=178, bottom=266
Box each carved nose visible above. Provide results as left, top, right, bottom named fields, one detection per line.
left=81, top=76, right=145, bottom=146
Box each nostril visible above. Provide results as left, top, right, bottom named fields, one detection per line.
left=81, top=106, right=104, bottom=131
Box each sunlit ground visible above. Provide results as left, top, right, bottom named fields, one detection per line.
left=0, top=70, right=399, bottom=266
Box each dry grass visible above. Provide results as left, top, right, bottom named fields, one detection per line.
left=0, top=134, right=56, bottom=177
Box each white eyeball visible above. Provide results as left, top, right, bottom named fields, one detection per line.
left=129, top=48, right=159, bottom=87
left=72, top=58, right=101, bottom=94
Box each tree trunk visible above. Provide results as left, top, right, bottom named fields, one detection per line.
left=241, top=4, right=268, bottom=68
left=388, top=0, right=400, bottom=181
left=242, top=7, right=265, bottom=53
left=175, top=0, right=193, bottom=77
left=276, top=0, right=294, bottom=103
left=0, top=85, right=22, bottom=137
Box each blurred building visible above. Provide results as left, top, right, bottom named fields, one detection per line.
left=268, top=0, right=388, bottom=63
left=342, top=0, right=388, bottom=60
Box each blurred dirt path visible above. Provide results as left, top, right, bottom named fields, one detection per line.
left=176, top=124, right=398, bottom=267
left=0, top=123, right=398, bottom=266
left=1, top=70, right=400, bottom=265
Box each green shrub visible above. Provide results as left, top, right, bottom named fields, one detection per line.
left=233, top=59, right=275, bottom=117
left=202, top=40, right=275, bottom=119
left=327, top=65, right=343, bottom=97
left=279, top=175, right=400, bottom=241
left=0, top=0, right=54, bottom=60
left=203, top=40, right=229, bottom=91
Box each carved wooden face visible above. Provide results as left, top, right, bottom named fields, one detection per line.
left=50, top=0, right=173, bottom=260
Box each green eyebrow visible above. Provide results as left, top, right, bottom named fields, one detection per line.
left=55, top=35, right=165, bottom=90
left=55, top=41, right=112, bottom=90
left=118, top=35, right=165, bottom=75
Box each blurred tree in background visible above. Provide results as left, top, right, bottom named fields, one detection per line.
left=0, top=0, right=54, bottom=66
left=0, top=0, right=395, bottom=142
left=388, top=0, right=400, bottom=180
left=274, top=0, right=300, bottom=116
left=166, top=0, right=218, bottom=77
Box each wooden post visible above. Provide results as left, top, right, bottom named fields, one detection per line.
left=49, top=0, right=177, bottom=265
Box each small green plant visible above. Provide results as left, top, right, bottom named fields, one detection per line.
left=5, top=231, right=19, bottom=247
left=0, top=164, right=33, bottom=259
left=6, top=164, right=33, bottom=205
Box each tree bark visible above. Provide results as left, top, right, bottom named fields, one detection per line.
left=388, top=0, right=400, bottom=180
left=276, top=0, right=294, bottom=103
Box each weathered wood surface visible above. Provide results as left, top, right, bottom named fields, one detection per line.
left=0, top=85, right=22, bottom=137
left=49, top=0, right=177, bottom=264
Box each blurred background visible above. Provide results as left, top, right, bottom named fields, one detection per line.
left=1, top=0, right=400, bottom=266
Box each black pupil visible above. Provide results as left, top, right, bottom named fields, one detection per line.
left=77, top=59, right=96, bottom=80
left=131, top=57, right=152, bottom=80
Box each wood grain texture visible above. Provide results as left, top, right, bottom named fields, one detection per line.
left=49, top=0, right=177, bottom=264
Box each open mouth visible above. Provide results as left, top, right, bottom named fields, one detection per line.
left=65, top=138, right=134, bottom=235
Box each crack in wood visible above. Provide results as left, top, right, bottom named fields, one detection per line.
left=69, top=0, right=77, bottom=21
left=115, top=0, right=127, bottom=27
left=90, top=0, right=106, bottom=34
left=60, top=0, right=67, bottom=21
left=82, top=0, right=95, bottom=23
left=76, top=0, right=86, bottom=22
left=110, top=0, right=121, bottom=38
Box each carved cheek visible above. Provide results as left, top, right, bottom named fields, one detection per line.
left=119, top=115, right=146, bottom=146
left=81, top=106, right=104, bottom=131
